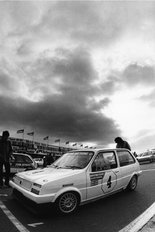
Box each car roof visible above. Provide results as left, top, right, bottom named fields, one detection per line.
left=69, top=148, right=131, bottom=152
left=13, top=153, right=32, bottom=159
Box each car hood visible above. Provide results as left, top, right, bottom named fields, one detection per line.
left=137, top=155, right=151, bottom=159
left=16, top=167, right=83, bottom=184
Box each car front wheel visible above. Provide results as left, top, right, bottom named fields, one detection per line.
left=127, top=175, right=137, bottom=191
left=56, top=192, right=79, bottom=214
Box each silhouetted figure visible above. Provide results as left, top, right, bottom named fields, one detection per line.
left=133, top=151, right=138, bottom=157
left=43, top=156, right=47, bottom=167
left=0, top=131, right=13, bottom=187
left=46, top=154, right=54, bottom=165
left=114, top=137, right=131, bottom=151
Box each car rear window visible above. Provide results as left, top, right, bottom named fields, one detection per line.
left=13, top=154, right=32, bottom=164
left=117, top=150, right=135, bottom=167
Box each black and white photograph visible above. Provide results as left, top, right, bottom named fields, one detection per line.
left=0, top=1, right=155, bottom=232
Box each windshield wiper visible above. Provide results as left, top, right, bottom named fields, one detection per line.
left=64, top=165, right=82, bottom=169
left=51, top=164, right=60, bottom=169
left=51, top=164, right=66, bottom=169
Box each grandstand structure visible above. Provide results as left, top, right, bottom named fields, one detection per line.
left=9, top=137, right=72, bottom=157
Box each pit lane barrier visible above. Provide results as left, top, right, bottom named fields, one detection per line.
left=119, top=202, right=155, bottom=232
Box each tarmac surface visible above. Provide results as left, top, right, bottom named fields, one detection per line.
left=120, top=202, right=155, bottom=232
left=1, top=163, right=155, bottom=232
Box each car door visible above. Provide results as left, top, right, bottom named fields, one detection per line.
left=10, top=154, right=25, bottom=173
left=86, top=151, right=119, bottom=200
left=116, top=150, right=137, bottom=188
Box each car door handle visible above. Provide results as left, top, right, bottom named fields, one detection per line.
left=114, top=170, right=119, bottom=173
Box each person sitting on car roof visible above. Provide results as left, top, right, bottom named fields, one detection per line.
left=114, top=137, right=131, bottom=151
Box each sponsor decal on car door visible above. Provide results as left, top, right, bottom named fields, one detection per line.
left=86, top=151, right=118, bottom=200
left=100, top=170, right=117, bottom=193
left=87, top=170, right=118, bottom=199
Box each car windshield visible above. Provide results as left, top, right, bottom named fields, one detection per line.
left=50, top=151, right=94, bottom=169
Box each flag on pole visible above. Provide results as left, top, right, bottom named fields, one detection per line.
left=65, top=141, right=69, bottom=144
left=55, top=139, right=60, bottom=143
left=27, top=132, right=34, bottom=136
left=43, top=136, right=49, bottom=140
left=17, top=129, right=24, bottom=134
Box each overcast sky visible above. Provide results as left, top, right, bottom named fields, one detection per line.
left=0, top=0, right=155, bottom=152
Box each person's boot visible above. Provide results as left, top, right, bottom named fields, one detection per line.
left=4, top=179, right=10, bottom=188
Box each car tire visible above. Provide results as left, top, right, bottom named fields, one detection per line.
left=56, top=192, right=80, bottom=214
left=127, top=175, right=138, bottom=191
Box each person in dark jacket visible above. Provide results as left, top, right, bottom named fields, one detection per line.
left=114, top=137, right=131, bottom=151
left=0, top=131, right=13, bottom=188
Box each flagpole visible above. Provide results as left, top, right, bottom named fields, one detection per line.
left=47, top=138, right=48, bottom=147
left=47, top=137, right=49, bottom=153
left=22, top=131, right=24, bottom=140
left=32, top=133, right=34, bottom=149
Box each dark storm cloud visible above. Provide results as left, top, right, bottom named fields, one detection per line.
left=122, top=63, right=155, bottom=86
left=0, top=47, right=121, bottom=145
left=0, top=95, right=120, bottom=145
left=23, top=47, right=105, bottom=99
left=0, top=1, right=155, bottom=152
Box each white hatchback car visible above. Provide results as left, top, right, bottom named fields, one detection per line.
left=10, top=148, right=141, bottom=214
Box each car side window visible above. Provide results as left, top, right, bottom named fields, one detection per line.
left=92, top=152, right=117, bottom=172
left=15, top=155, right=25, bottom=163
left=24, top=156, right=32, bottom=163
left=117, top=150, right=135, bottom=167
left=10, top=154, right=15, bottom=162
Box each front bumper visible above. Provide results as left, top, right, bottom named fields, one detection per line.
left=9, top=180, right=56, bottom=204
left=12, top=188, right=55, bottom=214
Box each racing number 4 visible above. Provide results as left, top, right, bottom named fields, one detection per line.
left=107, top=176, right=112, bottom=188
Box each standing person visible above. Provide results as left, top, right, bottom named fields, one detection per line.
left=0, top=131, right=13, bottom=188
left=43, top=155, right=47, bottom=167
left=133, top=151, right=138, bottom=157
left=114, top=137, right=131, bottom=151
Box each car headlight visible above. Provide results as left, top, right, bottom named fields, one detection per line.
left=31, top=183, right=42, bottom=195
left=33, top=183, right=42, bottom=188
